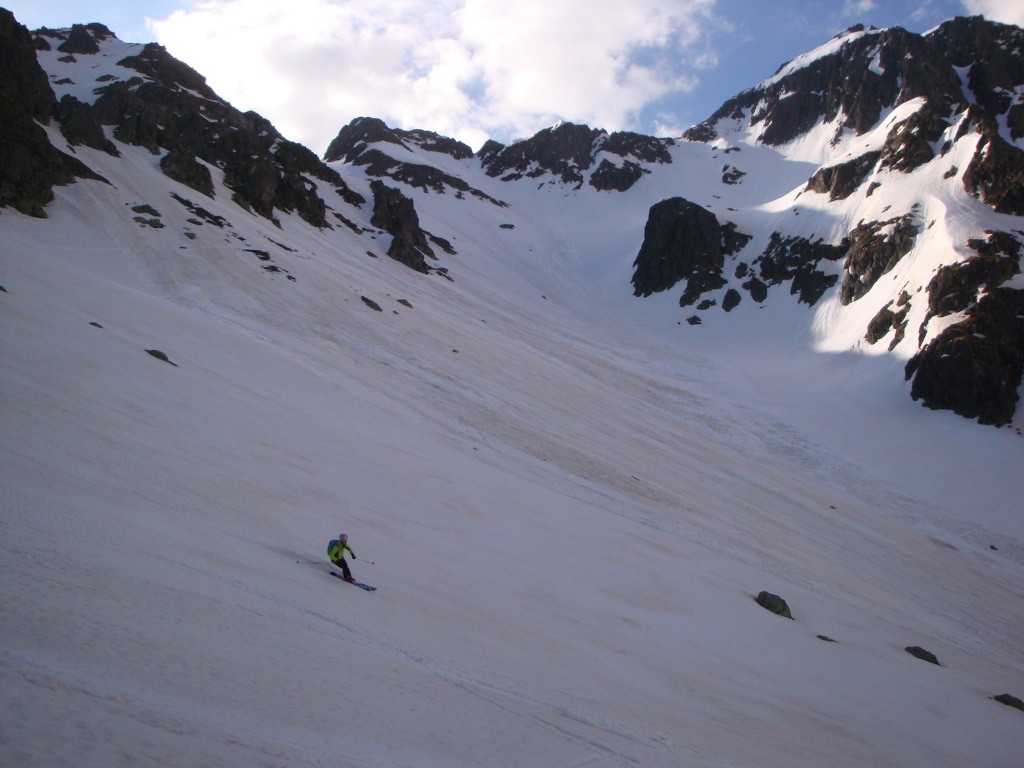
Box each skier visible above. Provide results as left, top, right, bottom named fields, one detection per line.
left=327, top=533, right=356, bottom=582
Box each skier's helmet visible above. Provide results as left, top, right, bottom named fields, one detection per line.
left=340, top=533, right=348, bottom=541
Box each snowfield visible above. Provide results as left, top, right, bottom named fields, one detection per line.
left=4, top=46, right=1024, bottom=768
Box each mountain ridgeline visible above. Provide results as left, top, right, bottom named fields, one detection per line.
left=2, top=10, right=1024, bottom=426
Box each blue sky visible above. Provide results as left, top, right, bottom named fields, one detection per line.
left=8, top=1, right=1022, bottom=153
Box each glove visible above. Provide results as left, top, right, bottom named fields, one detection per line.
left=351, top=554, right=356, bottom=560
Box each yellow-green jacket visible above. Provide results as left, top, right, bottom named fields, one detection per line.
left=328, top=539, right=354, bottom=563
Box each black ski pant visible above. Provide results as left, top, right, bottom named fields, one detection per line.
left=332, top=558, right=352, bottom=579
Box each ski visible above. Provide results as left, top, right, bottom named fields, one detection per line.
left=330, top=571, right=376, bottom=591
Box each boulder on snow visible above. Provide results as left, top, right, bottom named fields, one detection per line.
left=905, top=646, right=940, bottom=665
left=145, top=349, right=177, bottom=366
left=755, top=591, right=793, bottom=620
left=722, top=288, right=742, bottom=312
left=992, top=693, right=1024, bottom=712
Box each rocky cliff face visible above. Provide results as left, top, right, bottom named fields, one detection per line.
left=631, top=198, right=726, bottom=300
left=684, top=24, right=966, bottom=147
left=669, top=16, right=1024, bottom=425
left=29, top=23, right=364, bottom=228
left=0, top=10, right=103, bottom=217
left=479, top=123, right=673, bottom=191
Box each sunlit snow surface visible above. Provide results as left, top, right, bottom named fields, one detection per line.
left=3, top=33, right=1024, bottom=768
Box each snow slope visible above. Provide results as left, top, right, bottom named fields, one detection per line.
left=3, top=29, right=1024, bottom=768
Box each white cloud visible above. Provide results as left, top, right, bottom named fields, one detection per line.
left=841, top=0, right=877, bottom=18
left=960, top=0, right=1024, bottom=26
left=149, top=0, right=720, bottom=153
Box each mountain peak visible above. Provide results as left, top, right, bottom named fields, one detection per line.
left=323, top=116, right=474, bottom=164
left=33, top=21, right=118, bottom=53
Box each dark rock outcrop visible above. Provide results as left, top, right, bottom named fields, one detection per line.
left=329, top=120, right=669, bottom=194
left=963, top=129, right=1024, bottom=215
left=631, top=198, right=724, bottom=301
left=878, top=107, right=949, bottom=172
left=586, top=132, right=673, bottom=192
left=686, top=25, right=965, bottom=147
left=927, top=16, right=1024, bottom=129
left=906, top=288, right=1024, bottom=425
left=324, top=117, right=407, bottom=163
left=116, top=42, right=220, bottom=100
left=599, top=131, right=673, bottom=164
left=840, top=215, right=919, bottom=305
left=56, top=94, right=118, bottom=155
left=160, top=150, right=214, bottom=197
left=0, top=9, right=103, bottom=217
left=589, top=159, right=645, bottom=192
left=926, top=232, right=1021, bottom=318
left=482, top=122, right=603, bottom=185
left=352, top=148, right=506, bottom=206
left=370, top=180, right=435, bottom=273
left=721, top=222, right=753, bottom=256
left=721, top=165, right=745, bottom=185
left=396, top=128, right=473, bottom=160
left=79, top=40, right=359, bottom=228
left=323, top=117, right=473, bottom=164
left=866, top=300, right=910, bottom=349
left=742, top=276, right=769, bottom=303
left=866, top=306, right=899, bottom=345
left=806, top=151, right=880, bottom=200
left=57, top=23, right=101, bottom=54
left=755, top=233, right=846, bottom=306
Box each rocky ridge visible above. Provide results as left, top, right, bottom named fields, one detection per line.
left=4, top=13, right=1024, bottom=427
left=30, top=21, right=365, bottom=229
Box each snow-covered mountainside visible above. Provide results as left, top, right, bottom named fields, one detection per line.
left=2, top=11, right=1024, bottom=768
left=321, top=18, right=1024, bottom=428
